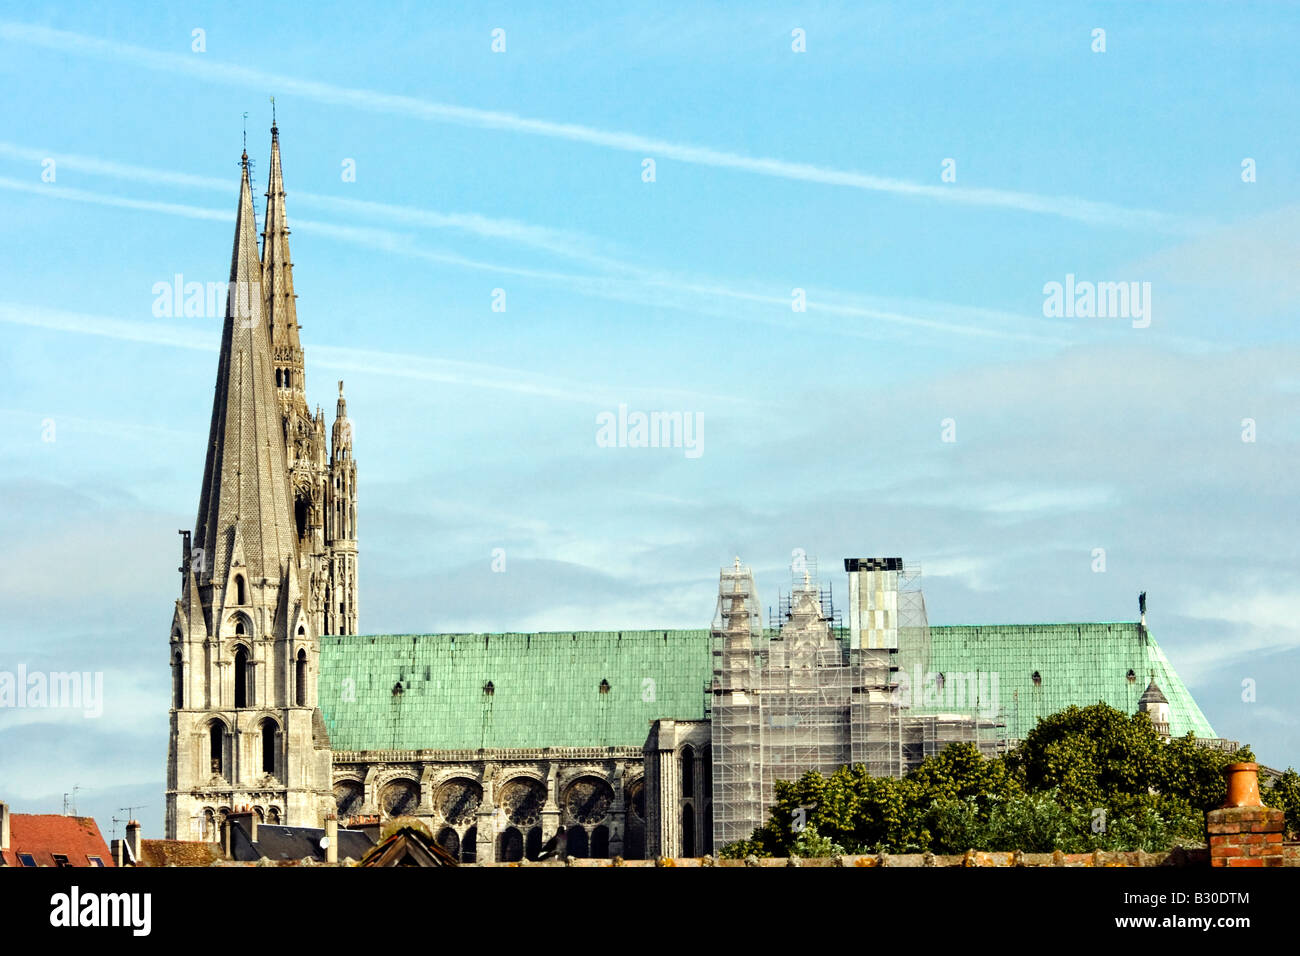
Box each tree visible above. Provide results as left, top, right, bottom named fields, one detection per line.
left=720, top=702, right=1281, bottom=857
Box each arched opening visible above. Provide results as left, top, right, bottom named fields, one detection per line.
left=498, top=827, right=523, bottom=863
left=681, top=804, right=696, bottom=858
left=235, top=619, right=245, bottom=636
left=591, top=825, right=609, bottom=859
left=436, top=827, right=460, bottom=861
left=234, top=575, right=246, bottom=605
left=525, top=826, right=542, bottom=861
left=172, top=653, right=183, bottom=709
left=703, top=802, right=713, bottom=855
left=680, top=745, right=695, bottom=799
left=276, top=368, right=283, bottom=388
left=294, top=495, right=309, bottom=543
left=379, top=780, right=419, bottom=818
left=462, top=826, right=477, bottom=864
left=333, top=781, right=363, bottom=818
left=566, top=826, right=588, bottom=859
left=625, top=778, right=646, bottom=860
left=234, top=646, right=249, bottom=708
left=261, top=719, right=276, bottom=775
left=267, top=807, right=280, bottom=824
left=435, top=779, right=482, bottom=827
left=296, top=649, right=307, bottom=706
left=208, top=721, right=223, bottom=776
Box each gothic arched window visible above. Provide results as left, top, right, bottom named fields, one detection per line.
left=681, top=804, right=696, bottom=858
left=261, top=719, right=276, bottom=775
left=172, top=652, right=183, bottom=709
left=208, top=721, right=223, bottom=775
left=234, top=575, right=246, bottom=605
left=680, top=745, right=695, bottom=800
left=565, top=825, right=587, bottom=859
left=296, top=649, right=307, bottom=706
left=591, top=825, right=609, bottom=859
left=234, top=646, right=249, bottom=708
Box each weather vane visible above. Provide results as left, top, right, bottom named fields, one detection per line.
left=242, top=111, right=248, bottom=151
left=270, top=95, right=276, bottom=127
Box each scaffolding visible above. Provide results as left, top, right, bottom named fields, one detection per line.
left=711, top=561, right=903, bottom=848
left=710, top=556, right=1006, bottom=850
left=709, top=558, right=765, bottom=849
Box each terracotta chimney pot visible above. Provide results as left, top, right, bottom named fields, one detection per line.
left=1223, top=762, right=1262, bottom=808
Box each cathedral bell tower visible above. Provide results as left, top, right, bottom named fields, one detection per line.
left=164, top=146, right=333, bottom=840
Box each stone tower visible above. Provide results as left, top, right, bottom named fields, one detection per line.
left=261, top=123, right=358, bottom=637
left=164, top=146, right=333, bottom=840
left=326, top=380, right=358, bottom=635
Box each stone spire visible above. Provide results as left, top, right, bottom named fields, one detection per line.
left=332, top=380, right=351, bottom=454
left=192, top=150, right=299, bottom=585
left=262, top=123, right=305, bottom=398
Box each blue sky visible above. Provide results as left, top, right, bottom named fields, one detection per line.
left=1, top=2, right=1298, bottom=838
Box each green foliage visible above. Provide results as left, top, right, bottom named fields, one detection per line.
left=790, top=825, right=844, bottom=858
left=1009, top=703, right=1164, bottom=804
left=749, top=702, right=1271, bottom=856
left=1262, top=769, right=1300, bottom=837
left=718, top=838, right=768, bottom=859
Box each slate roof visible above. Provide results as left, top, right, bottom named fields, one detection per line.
left=0, top=814, right=113, bottom=867
left=228, top=822, right=374, bottom=862
left=317, top=622, right=1213, bottom=751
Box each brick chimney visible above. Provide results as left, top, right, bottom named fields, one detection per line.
left=324, top=815, right=338, bottom=865
left=1206, top=763, right=1285, bottom=867
left=125, top=819, right=142, bottom=863
left=0, top=802, right=10, bottom=853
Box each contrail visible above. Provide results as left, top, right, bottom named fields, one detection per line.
left=0, top=175, right=1069, bottom=344
left=0, top=302, right=730, bottom=406
left=0, top=141, right=611, bottom=266
left=0, top=20, right=1196, bottom=232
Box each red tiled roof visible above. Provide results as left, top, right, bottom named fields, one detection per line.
left=1, top=814, right=114, bottom=867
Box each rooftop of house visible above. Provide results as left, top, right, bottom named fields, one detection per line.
left=137, top=839, right=223, bottom=868
left=228, top=821, right=375, bottom=863
left=0, top=812, right=114, bottom=868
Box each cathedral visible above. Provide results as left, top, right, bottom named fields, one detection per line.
left=165, top=129, right=1225, bottom=862
left=165, top=128, right=354, bottom=841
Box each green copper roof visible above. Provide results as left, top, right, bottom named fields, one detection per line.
left=922, top=623, right=1216, bottom=741
left=318, top=622, right=1214, bottom=752
left=318, top=630, right=712, bottom=752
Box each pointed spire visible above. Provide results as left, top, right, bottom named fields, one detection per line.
left=332, top=380, right=352, bottom=458
left=262, top=123, right=304, bottom=393
left=193, top=151, right=300, bottom=586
